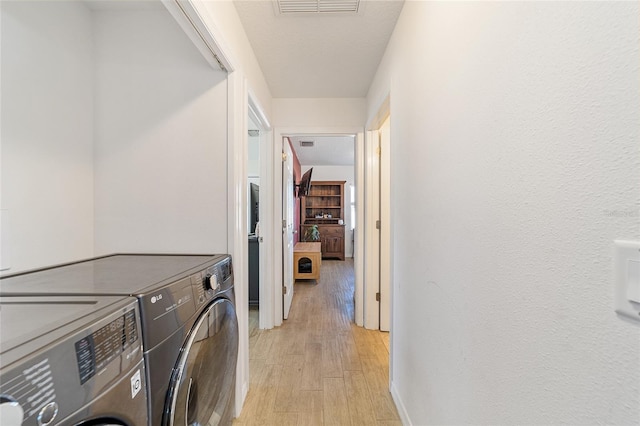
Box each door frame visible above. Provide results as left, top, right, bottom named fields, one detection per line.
left=363, top=128, right=381, bottom=330
left=271, top=127, right=364, bottom=326
left=248, top=96, right=273, bottom=331
left=364, top=94, right=394, bottom=381
left=228, top=74, right=271, bottom=413
left=363, top=95, right=391, bottom=331
left=282, top=139, right=295, bottom=319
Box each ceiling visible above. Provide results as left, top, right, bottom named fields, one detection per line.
left=288, top=135, right=355, bottom=166
left=233, top=0, right=404, bottom=98
left=235, top=0, right=403, bottom=166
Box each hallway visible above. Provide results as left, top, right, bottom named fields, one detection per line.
left=234, top=260, right=401, bottom=425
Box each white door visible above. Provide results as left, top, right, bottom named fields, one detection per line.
left=363, top=118, right=391, bottom=332
left=379, top=116, right=391, bottom=331
left=282, top=141, right=295, bottom=319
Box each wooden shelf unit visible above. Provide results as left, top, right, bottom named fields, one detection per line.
left=301, top=180, right=345, bottom=260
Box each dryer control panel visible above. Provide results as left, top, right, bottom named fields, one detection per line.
left=75, top=309, right=139, bottom=385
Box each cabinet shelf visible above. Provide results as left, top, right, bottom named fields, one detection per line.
left=301, top=180, right=345, bottom=260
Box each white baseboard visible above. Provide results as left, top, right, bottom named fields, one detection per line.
left=235, top=379, right=249, bottom=418
left=390, top=380, right=412, bottom=426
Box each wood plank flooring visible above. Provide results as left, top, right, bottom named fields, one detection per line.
left=234, top=259, right=401, bottom=426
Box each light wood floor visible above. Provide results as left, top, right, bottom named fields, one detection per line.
left=234, top=259, right=401, bottom=426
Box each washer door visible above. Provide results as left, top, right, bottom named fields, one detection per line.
left=165, top=298, right=238, bottom=426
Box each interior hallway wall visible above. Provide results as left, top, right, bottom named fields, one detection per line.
left=367, top=2, right=640, bottom=424
left=1, top=1, right=94, bottom=272
left=273, top=98, right=366, bottom=127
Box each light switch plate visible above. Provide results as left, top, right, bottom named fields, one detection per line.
left=614, top=240, right=640, bottom=321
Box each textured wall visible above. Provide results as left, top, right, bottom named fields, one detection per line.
left=369, top=2, right=640, bottom=424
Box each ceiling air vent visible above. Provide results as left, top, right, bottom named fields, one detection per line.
left=277, top=0, right=360, bottom=14
left=300, top=141, right=315, bottom=147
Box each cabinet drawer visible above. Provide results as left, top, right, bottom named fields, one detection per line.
left=320, top=225, right=344, bottom=237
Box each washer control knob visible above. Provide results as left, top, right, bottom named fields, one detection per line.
left=0, top=395, right=24, bottom=426
left=203, top=273, right=219, bottom=291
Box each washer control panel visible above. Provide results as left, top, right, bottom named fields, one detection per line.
left=192, top=256, right=234, bottom=309
left=0, top=301, right=142, bottom=426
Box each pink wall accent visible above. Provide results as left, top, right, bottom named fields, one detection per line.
left=287, top=137, right=302, bottom=243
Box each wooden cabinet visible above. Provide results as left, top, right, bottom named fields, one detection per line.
left=301, top=224, right=345, bottom=260
left=301, top=181, right=345, bottom=260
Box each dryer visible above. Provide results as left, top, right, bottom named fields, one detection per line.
left=0, top=254, right=239, bottom=426
left=0, top=295, right=148, bottom=426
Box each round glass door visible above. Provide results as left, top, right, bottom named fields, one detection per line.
left=165, top=298, right=238, bottom=426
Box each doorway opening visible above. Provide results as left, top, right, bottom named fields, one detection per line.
left=286, top=133, right=357, bottom=322
left=246, top=97, right=272, bottom=332
left=247, top=114, right=261, bottom=337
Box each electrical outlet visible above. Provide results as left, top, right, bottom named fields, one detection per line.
left=614, top=240, right=640, bottom=322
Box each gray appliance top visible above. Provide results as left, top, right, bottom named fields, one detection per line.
left=0, top=295, right=145, bottom=426
left=0, top=295, right=138, bottom=368
left=0, top=254, right=227, bottom=296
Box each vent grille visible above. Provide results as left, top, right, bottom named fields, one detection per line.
left=277, top=0, right=360, bottom=14
left=300, top=141, right=315, bottom=147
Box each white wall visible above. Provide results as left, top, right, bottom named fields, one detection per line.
left=0, top=1, right=231, bottom=270
left=93, top=9, right=228, bottom=255
left=273, top=98, right=366, bottom=127
left=196, top=0, right=272, bottom=119
left=368, top=2, right=640, bottom=424
left=1, top=1, right=94, bottom=272
left=302, top=165, right=355, bottom=258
